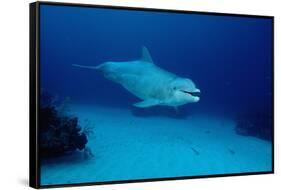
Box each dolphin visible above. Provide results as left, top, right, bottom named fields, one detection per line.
left=72, top=47, right=200, bottom=108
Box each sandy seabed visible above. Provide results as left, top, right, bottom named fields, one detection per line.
left=40, top=104, right=272, bottom=185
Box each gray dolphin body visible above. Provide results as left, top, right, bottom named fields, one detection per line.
left=73, top=47, right=200, bottom=108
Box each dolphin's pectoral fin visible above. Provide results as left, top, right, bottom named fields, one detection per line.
left=104, top=73, right=118, bottom=82
left=141, top=46, right=154, bottom=64
left=133, top=99, right=161, bottom=108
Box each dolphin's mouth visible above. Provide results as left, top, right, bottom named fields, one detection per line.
left=180, top=90, right=200, bottom=97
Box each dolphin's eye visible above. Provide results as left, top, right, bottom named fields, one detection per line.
left=173, top=87, right=176, bottom=90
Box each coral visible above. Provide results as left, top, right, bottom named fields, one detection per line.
left=83, top=146, right=94, bottom=159
left=39, top=90, right=90, bottom=157
left=82, top=119, right=94, bottom=137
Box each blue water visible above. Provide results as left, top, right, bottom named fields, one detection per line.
left=39, top=4, right=273, bottom=186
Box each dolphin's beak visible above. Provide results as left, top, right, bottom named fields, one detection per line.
left=191, top=89, right=200, bottom=102
left=181, top=89, right=201, bottom=97
left=190, top=89, right=200, bottom=97
left=193, top=96, right=200, bottom=102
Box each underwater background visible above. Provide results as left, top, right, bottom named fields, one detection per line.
left=39, top=4, right=273, bottom=186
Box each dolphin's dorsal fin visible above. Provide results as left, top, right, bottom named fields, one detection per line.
left=133, top=99, right=160, bottom=108
left=141, top=46, right=154, bottom=64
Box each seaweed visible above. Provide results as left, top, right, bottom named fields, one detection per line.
left=39, top=90, right=91, bottom=158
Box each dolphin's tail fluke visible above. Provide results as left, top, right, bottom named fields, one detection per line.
left=72, top=64, right=100, bottom=70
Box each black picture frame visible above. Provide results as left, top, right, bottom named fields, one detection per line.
left=29, top=1, right=274, bottom=188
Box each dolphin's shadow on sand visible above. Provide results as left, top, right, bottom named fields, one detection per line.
left=130, top=106, right=190, bottom=119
